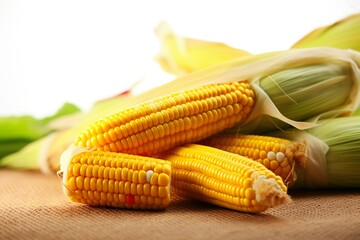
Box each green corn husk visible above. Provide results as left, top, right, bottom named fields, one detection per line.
left=0, top=102, right=80, bottom=161
left=306, top=117, right=360, bottom=188
left=270, top=116, right=360, bottom=189
left=236, top=61, right=356, bottom=133
left=0, top=137, right=48, bottom=170
left=292, top=13, right=360, bottom=51
left=0, top=140, right=30, bottom=159
left=0, top=91, right=135, bottom=172
left=261, top=63, right=350, bottom=120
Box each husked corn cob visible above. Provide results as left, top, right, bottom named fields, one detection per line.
left=161, top=144, right=291, bottom=213
left=201, top=135, right=307, bottom=185
left=59, top=146, right=171, bottom=210
left=74, top=81, right=255, bottom=156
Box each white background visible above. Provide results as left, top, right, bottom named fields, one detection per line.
left=1, top=0, right=360, bottom=118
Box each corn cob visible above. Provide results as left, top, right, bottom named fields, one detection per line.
left=161, top=144, right=290, bottom=212
left=59, top=146, right=172, bottom=210
left=73, top=81, right=255, bottom=156
left=60, top=144, right=291, bottom=212
left=200, top=134, right=307, bottom=185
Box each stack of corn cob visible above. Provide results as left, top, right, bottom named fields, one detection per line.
left=2, top=13, right=360, bottom=214
left=59, top=79, right=292, bottom=212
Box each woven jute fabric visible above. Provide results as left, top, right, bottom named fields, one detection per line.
left=1, top=169, right=359, bottom=240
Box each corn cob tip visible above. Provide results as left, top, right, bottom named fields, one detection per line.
left=59, top=145, right=89, bottom=174
left=58, top=145, right=90, bottom=194
left=293, top=141, right=307, bottom=169
left=252, top=173, right=291, bottom=208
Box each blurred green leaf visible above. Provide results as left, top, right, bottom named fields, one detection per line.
left=0, top=102, right=81, bottom=160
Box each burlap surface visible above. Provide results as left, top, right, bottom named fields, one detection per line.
left=0, top=169, right=359, bottom=240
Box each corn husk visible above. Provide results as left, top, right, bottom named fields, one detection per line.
left=269, top=116, right=360, bottom=189
left=156, top=14, right=360, bottom=76
left=292, top=13, right=360, bottom=51
left=0, top=136, right=50, bottom=170
left=307, top=117, right=360, bottom=188
left=155, top=21, right=250, bottom=75
left=0, top=92, right=134, bottom=171
left=0, top=103, right=80, bottom=168
left=234, top=59, right=359, bottom=133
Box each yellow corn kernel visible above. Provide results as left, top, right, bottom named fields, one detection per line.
left=73, top=81, right=255, bottom=156
left=59, top=146, right=171, bottom=210
left=201, top=134, right=306, bottom=185
left=160, top=144, right=291, bottom=213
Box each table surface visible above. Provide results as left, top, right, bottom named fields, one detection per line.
left=1, top=169, right=360, bottom=240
